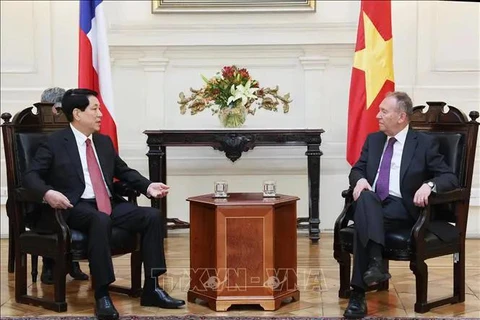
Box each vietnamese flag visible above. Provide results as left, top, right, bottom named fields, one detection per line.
left=346, top=0, right=395, bottom=165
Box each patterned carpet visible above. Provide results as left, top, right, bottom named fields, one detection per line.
left=0, top=316, right=473, bottom=320
left=0, top=317, right=332, bottom=320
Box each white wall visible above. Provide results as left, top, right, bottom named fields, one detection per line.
left=1, top=1, right=479, bottom=237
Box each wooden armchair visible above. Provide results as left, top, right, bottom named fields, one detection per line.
left=333, top=102, right=479, bottom=313
left=1, top=103, right=143, bottom=312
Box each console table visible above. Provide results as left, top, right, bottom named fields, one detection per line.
left=144, top=129, right=324, bottom=242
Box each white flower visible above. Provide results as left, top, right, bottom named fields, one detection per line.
left=227, top=80, right=258, bottom=107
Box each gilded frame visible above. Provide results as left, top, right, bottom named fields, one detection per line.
left=151, top=0, right=316, bottom=13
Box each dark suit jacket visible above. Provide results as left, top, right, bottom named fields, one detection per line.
left=23, top=127, right=151, bottom=207
left=349, top=128, right=459, bottom=220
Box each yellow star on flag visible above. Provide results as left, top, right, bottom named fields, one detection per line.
left=353, top=12, right=394, bottom=109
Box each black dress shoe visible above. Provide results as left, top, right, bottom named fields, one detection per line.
left=41, top=261, right=89, bottom=284
left=40, top=264, right=54, bottom=285
left=69, top=262, right=89, bottom=281
left=95, top=296, right=119, bottom=320
left=363, top=256, right=391, bottom=286
left=140, top=288, right=185, bottom=309
left=343, top=291, right=367, bottom=319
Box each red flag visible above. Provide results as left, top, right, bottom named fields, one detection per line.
left=347, top=0, right=395, bottom=165
left=79, top=0, right=118, bottom=151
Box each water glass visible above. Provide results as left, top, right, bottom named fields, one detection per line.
left=214, top=180, right=228, bottom=198
left=263, top=180, right=276, bottom=197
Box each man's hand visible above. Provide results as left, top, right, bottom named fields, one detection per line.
left=413, top=183, right=432, bottom=207
left=353, top=178, right=372, bottom=201
left=147, top=182, right=170, bottom=198
left=43, top=190, right=73, bottom=209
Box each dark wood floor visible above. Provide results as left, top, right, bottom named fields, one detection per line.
left=1, top=232, right=479, bottom=318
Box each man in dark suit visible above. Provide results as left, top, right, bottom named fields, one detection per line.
left=36, top=87, right=89, bottom=285
left=343, top=92, right=459, bottom=319
left=24, top=88, right=185, bottom=320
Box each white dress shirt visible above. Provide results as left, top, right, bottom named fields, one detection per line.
left=373, top=125, right=409, bottom=198
left=70, top=124, right=111, bottom=199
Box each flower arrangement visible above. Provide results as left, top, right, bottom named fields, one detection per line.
left=178, top=65, right=292, bottom=127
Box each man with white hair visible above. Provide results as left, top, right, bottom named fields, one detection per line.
left=344, top=92, right=459, bottom=318
left=41, top=87, right=65, bottom=114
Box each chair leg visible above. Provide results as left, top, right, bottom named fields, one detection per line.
left=15, top=251, right=27, bottom=301
left=31, top=255, right=38, bottom=283
left=410, top=259, right=429, bottom=313
left=53, top=256, right=67, bottom=307
left=335, top=249, right=351, bottom=299
left=454, top=250, right=465, bottom=302
left=8, top=222, right=15, bottom=273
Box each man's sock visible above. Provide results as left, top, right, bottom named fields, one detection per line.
left=143, top=277, right=159, bottom=293
left=367, top=240, right=383, bottom=259
left=94, top=285, right=109, bottom=300
left=42, top=257, right=54, bottom=269
left=352, top=285, right=365, bottom=295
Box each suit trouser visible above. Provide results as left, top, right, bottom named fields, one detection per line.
left=65, top=200, right=166, bottom=290
left=351, top=191, right=414, bottom=290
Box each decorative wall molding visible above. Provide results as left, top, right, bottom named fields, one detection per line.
left=108, top=22, right=357, bottom=47
left=167, top=49, right=304, bottom=66
left=430, top=2, right=480, bottom=73
left=411, top=86, right=480, bottom=112
left=109, top=44, right=356, bottom=73
left=0, top=1, right=52, bottom=87
left=138, top=57, right=170, bottom=72
left=0, top=2, right=37, bottom=74
left=416, top=2, right=480, bottom=86
left=299, top=56, right=330, bottom=70
left=0, top=87, right=46, bottom=101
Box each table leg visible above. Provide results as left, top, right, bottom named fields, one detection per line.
left=147, top=145, right=167, bottom=235
left=306, top=144, right=322, bottom=243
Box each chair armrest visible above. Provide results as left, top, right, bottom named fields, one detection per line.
left=341, top=188, right=353, bottom=200
left=15, top=187, right=70, bottom=235
left=334, top=188, right=354, bottom=249
left=15, top=187, right=42, bottom=202
left=429, top=188, right=468, bottom=205
left=53, top=208, right=71, bottom=252
left=13, top=187, right=72, bottom=254
left=113, top=181, right=140, bottom=204
left=113, top=181, right=140, bottom=198
left=411, top=206, right=430, bottom=251
left=410, top=189, right=466, bottom=254
left=337, top=188, right=354, bottom=224
left=30, top=204, right=70, bottom=241
left=340, top=188, right=354, bottom=218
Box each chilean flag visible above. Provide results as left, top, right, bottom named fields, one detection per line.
left=79, top=0, right=118, bottom=151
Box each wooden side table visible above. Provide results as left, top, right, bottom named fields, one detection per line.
left=187, top=192, right=300, bottom=311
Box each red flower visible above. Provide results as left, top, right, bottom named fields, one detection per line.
left=222, top=66, right=235, bottom=79
left=239, top=68, right=250, bottom=79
